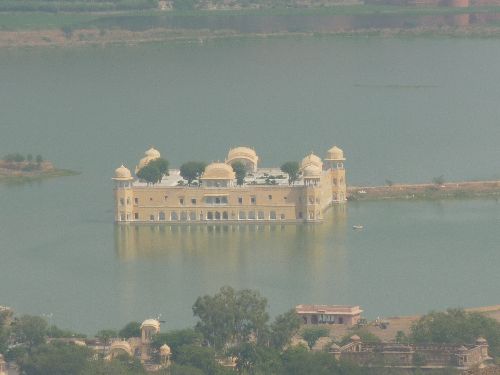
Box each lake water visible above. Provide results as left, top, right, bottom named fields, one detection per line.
left=1, top=37, right=500, bottom=334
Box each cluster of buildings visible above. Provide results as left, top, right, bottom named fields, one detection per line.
left=324, top=335, right=492, bottom=372
left=113, top=145, right=347, bottom=223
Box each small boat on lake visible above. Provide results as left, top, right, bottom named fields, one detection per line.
left=352, top=225, right=364, bottom=230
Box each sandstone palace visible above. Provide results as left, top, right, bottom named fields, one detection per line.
left=113, top=146, right=347, bottom=223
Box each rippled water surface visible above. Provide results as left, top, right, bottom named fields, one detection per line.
left=1, top=37, right=500, bottom=333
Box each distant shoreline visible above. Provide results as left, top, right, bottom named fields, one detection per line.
left=2, top=25, right=500, bottom=49
left=0, top=168, right=80, bottom=183
left=348, top=180, right=500, bottom=201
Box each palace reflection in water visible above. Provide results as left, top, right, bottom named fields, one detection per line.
left=113, top=205, right=349, bottom=314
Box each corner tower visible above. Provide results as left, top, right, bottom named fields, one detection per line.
left=324, top=146, right=347, bottom=203
left=113, top=165, right=134, bottom=222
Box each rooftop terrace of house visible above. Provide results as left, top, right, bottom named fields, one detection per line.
left=296, top=304, right=363, bottom=315
left=132, top=168, right=299, bottom=188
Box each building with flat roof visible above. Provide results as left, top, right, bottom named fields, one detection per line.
left=113, top=145, right=347, bottom=223
left=296, top=304, right=363, bottom=326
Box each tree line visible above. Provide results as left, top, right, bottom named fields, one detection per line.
left=2, top=288, right=499, bottom=375
left=137, top=158, right=301, bottom=186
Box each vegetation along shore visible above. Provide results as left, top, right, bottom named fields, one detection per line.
left=348, top=179, right=500, bottom=201
left=0, top=153, right=79, bottom=183
left=2, top=4, right=500, bottom=48
left=1, top=287, right=500, bottom=374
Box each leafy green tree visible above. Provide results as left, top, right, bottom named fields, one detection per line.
left=180, top=161, right=206, bottom=185
left=269, top=309, right=302, bottom=350
left=395, top=330, right=408, bottom=344
left=13, top=315, right=48, bottom=352
left=4, top=153, right=25, bottom=162
left=432, top=175, right=445, bottom=186
left=96, top=329, right=117, bottom=356
left=175, top=345, right=220, bottom=375
left=137, top=164, right=162, bottom=185
left=301, top=327, right=329, bottom=349
left=192, top=286, right=269, bottom=350
left=152, top=328, right=203, bottom=359
left=27, top=154, right=33, bottom=162
left=231, top=161, right=247, bottom=186
left=281, top=346, right=340, bottom=375
left=19, top=342, right=91, bottom=375
left=137, top=158, right=169, bottom=184
left=35, top=155, right=43, bottom=164
left=148, top=158, right=169, bottom=177
left=280, top=161, right=300, bottom=185
left=229, top=343, right=282, bottom=375
left=83, top=356, right=147, bottom=375
left=118, top=321, right=141, bottom=339
left=167, top=364, right=205, bottom=375
left=410, top=308, right=500, bottom=357
left=47, top=325, right=86, bottom=339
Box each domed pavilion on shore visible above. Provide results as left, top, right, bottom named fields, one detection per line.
left=113, top=145, right=347, bottom=223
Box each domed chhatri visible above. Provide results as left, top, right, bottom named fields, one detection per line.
left=226, top=146, right=259, bottom=172
left=114, top=144, right=347, bottom=223
left=113, top=165, right=133, bottom=181
left=135, top=147, right=161, bottom=174
left=201, top=162, right=236, bottom=187
left=325, top=146, right=345, bottom=161
left=160, top=344, right=171, bottom=355
left=303, top=164, right=322, bottom=177
left=301, top=152, right=323, bottom=170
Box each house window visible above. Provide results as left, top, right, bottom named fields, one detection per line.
left=207, top=212, right=213, bottom=220
left=179, top=198, right=184, bottom=205
left=120, top=198, right=125, bottom=206
left=180, top=211, right=188, bottom=221
left=239, top=211, right=246, bottom=220
left=248, top=211, right=256, bottom=220
left=270, top=211, right=276, bottom=220
left=164, top=195, right=168, bottom=201
left=215, top=211, right=221, bottom=220
left=258, top=211, right=265, bottom=220
left=134, top=213, right=139, bottom=220
left=333, top=178, right=337, bottom=186
left=309, top=196, right=314, bottom=204
left=159, top=212, right=165, bottom=220
left=126, top=197, right=131, bottom=205
left=149, top=214, right=155, bottom=221
left=280, top=214, right=285, bottom=220
left=191, top=198, right=197, bottom=205
left=171, top=212, right=178, bottom=221
left=149, top=197, right=153, bottom=201
left=223, top=211, right=228, bottom=220
left=268, top=195, right=272, bottom=200
left=238, top=197, right=243, bottom=204
left=215, top=197, right=220, bottom=204
left=189, top=211, right=196, bottom=221
left=298, top=212, right=303, bottom=219
left=250, top=196, right=256, bottom=204
left=120, top=213, right=125, bottom=221
left=134, top=197, right=139, bottom=204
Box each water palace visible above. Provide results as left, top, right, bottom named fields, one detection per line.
left=113, top=145, right=347, bottom=223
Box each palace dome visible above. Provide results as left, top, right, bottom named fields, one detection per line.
left=113, top=165, right=133, bottom=180
left=136, top=147, right=161, bottom=174
left=325, top=146, right=345, bottom=161
left=301, top=153, right=322, bottom=170
left=303, top=164, right=321, bottom=177
left=141, top=319, right=160, bottom=330
left=201, top=162, right=236, bottom=180
left=145, top=147, right=161, bottom=158
left=226, top=146, right=259, bottom=172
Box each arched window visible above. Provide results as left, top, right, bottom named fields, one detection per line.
left=171, top=212, right=178, bottom=221
left=159, top=212, right=166, bottom=220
